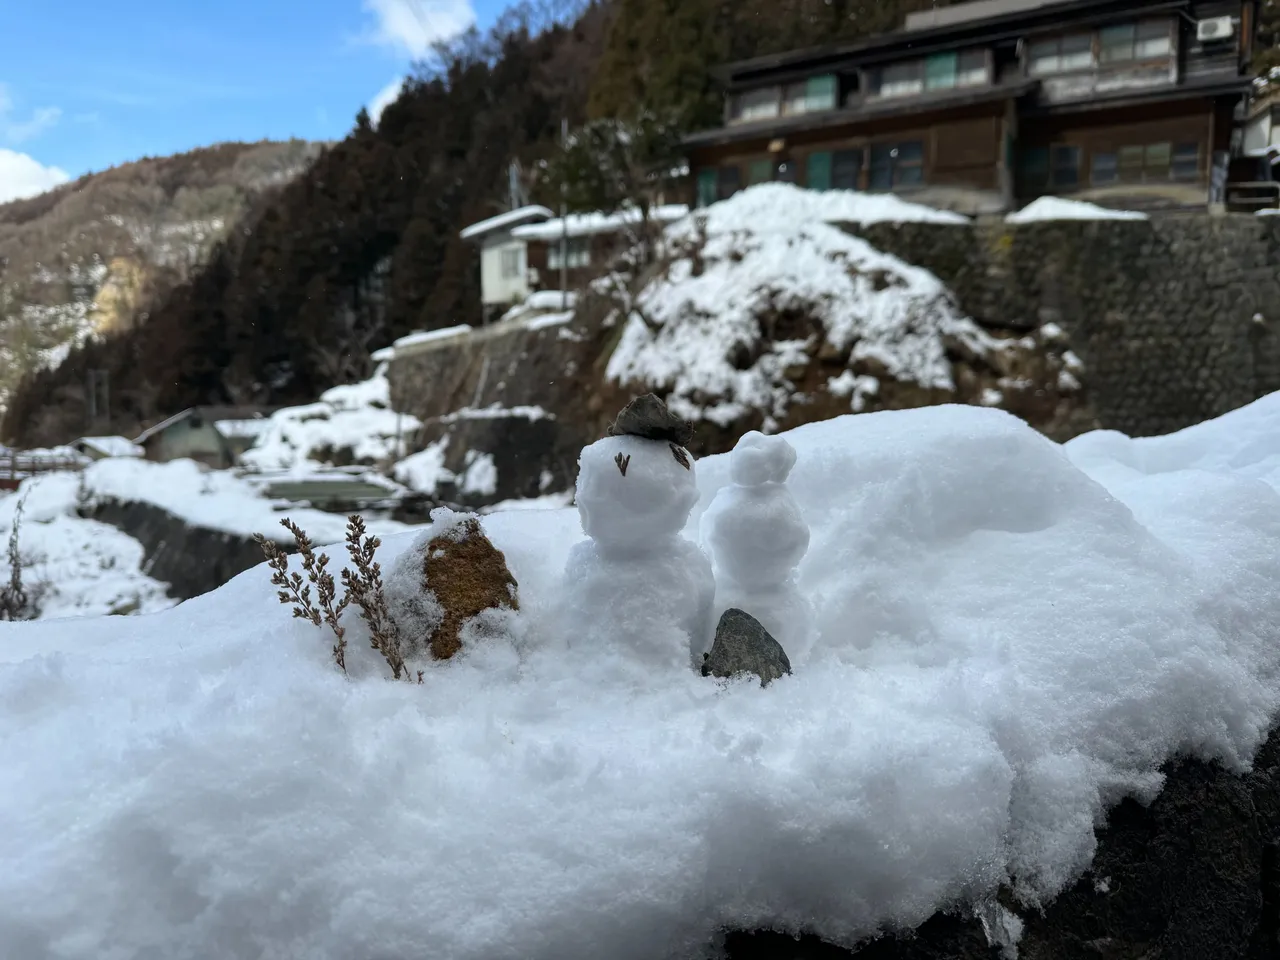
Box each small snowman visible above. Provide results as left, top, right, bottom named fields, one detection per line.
left=561, top=395, right=715, bottom=671
left=700, top=431, right=812, bottom=661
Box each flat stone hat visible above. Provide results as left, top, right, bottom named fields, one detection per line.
left=606, top=393, right=695, bottom=448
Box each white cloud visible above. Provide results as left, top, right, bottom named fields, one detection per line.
left=368, top=76, right=406, bottom=126
left=362, top=0, right=475, bottom=58
left=0, top=148, right=70, bottom=204
left=0, top=83, right=62, bottom=144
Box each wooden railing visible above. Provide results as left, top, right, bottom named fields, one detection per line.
left=0, top=452, right=88, bottom=490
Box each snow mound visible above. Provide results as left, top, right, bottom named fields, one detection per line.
left=4, top=396, right=1280, bottom=959
left=242, top=368, right=421, bottom=471
left=605, top=183, right=995, bottom=428
left=1006, top=197, right=1148, bottom=223
left=0, top=474, right=173, bottom=620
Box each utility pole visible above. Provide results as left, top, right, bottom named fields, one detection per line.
left=85, top=369, right=110, bottom=432
left=560, top=117, right=569, bottom=310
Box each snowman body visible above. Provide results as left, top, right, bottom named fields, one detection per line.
left=562, top=433, right=715, bottom=670
left=700, top=431, right=812, bottom=660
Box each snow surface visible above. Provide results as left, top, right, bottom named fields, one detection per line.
left=606, top=183, right=996, bottom=428
left=393, top=325, right=474, bottom=352
left=4, top=395, right=1280, bottom=959
left=1006, top=197, right=1148, bottom=223
left=74, top=436, right=143, bottom=458
left=0, top=475, right=172, bottom=620
left=511, top=204, right=691, bottom=241
left=242, top=370, right=421, bottom=472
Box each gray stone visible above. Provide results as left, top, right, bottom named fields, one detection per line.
left=606, top=393, right=695, bottom=447
left=702, top=608, right=792, bottom=687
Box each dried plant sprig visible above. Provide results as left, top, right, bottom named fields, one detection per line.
left=341, top=515, right=411, bottom=681
left=0, top=492, right=33, bottom=622
left=255, top=521, right=350, bottom=673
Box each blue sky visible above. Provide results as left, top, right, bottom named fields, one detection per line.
left=0, top=0, right=507, bottom=201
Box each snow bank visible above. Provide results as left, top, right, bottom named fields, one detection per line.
left=1006, top=197, right=1148, bottom=223
left=0, top=475, right=172, bottom=620
left=606, top=183, right=994, bottom=427
left=81, top=458, right=408, bottom=544
left=241, top=369, right=420, bottom=472
left=4, top=395, right=1280, bottom=959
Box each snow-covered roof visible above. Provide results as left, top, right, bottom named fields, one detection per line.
left=459, top=205, right=554, bottom=241
left=511, top=204, right=690, bottom=241
left=74, top=436, right=144, bottom=458
left=214, top=419, right=273, bottom=440
left=392, top=325, right=473, bottom=353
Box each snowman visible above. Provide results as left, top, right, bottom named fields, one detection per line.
left=700, top=430, right=812, bottom=661
left=561, top=395, right=715, bottom=671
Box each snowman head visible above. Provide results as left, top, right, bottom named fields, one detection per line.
left=576, top=434, right=698, bottom=551
left=730, top=431, right=797, bottom=487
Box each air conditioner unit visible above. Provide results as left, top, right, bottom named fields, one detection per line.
left=1196, top=16, right=1235, bottom=42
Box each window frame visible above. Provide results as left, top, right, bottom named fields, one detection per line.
left=499, top=247, right=522, bottom=280
left=729, top=85, right=781, bottom=124
left=868, top=140, right=925, bottom=191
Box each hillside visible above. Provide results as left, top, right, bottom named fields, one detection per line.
left=0, top=140, right=322, bottom=421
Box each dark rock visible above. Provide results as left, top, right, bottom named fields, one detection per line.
left=606, top=393, right=695, bottom=447
left=715, top=726, right=1280, bottom=960
left=702, top=608, right=791, bottom=687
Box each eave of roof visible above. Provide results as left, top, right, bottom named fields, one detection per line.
left=682, top=78, right=1038, bottom=149
left=711, top=0, right=1189, bottom=83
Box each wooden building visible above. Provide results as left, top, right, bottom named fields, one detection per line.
left=683, top=0, right=1261, bottom=213
left=133, top=406, right=273, bottom=469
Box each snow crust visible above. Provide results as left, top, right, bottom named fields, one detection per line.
left=4, top=395, right=1280, bottom=959
left=605, top=183, right=992, bottom=428
left=1006, top=197, right=1148, bottom=223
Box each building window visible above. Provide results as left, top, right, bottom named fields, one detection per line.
left=499, top=248, right=522, bottom=279
left=1051, top=145, right=1082, bottom=187
left=775, top=158, right=798, bottom=183
left=833, top=148, right=863, bottom=190
left=548, top=237, right=590, bottom=271
left=1091, top=152, right=1119, bottom=184
left=1100, top=20, right=1172, bottom=63
left=729, top=86, right=780, bottom=123
left=747, top=158, right=773, bottom=185
left=806, top=151, right=833, bottom=191
left=869, top=141, right=924, bottom=190
left=1171, top=142, right=1200, bottom=181
left=784, top=74, right=838, bottom=114
left=718, top=165, right=741, bottom=200
left=696, top=168, right=718, bottom=207
left=1028, top=33, right=1094, bottom=74
left=880, top=61, right=924, bottom=98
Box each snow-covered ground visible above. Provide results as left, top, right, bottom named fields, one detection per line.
left=241, top=365, right=421, bottom=472
left=606, top=183, right=1000, bottom=428
left=0, top=474, right=172, bottom=621
left=3, top=392, right=1280, bottom=959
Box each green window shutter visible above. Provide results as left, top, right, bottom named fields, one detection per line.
left=747, top=158, right=773, bottom=185
left=805, top=74, right=837, bottom=111
left=806, top=151, right=833, bottom=191
left=696, top=169, right=718, bottom=207
left=925, top=52, right=958, bottom=90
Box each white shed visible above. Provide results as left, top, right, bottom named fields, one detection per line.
left=459, top=205, right=553, bottom=320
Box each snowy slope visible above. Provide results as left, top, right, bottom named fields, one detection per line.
left=605, top=184, right=1007, bottom=428
left=0, top=474, right=172, bottom=620
left=3, top=395, right=1280, bottom=958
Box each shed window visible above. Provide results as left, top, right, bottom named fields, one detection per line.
left=500, top=248, right=522, bottom=279
left=832, top=148, right=863, bottom=190
left=548, top=237, right=590, bottom=270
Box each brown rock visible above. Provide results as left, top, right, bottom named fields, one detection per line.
left=423, top=517, right=518, bottom=660
left=606, top=393, right=695, bottom=447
